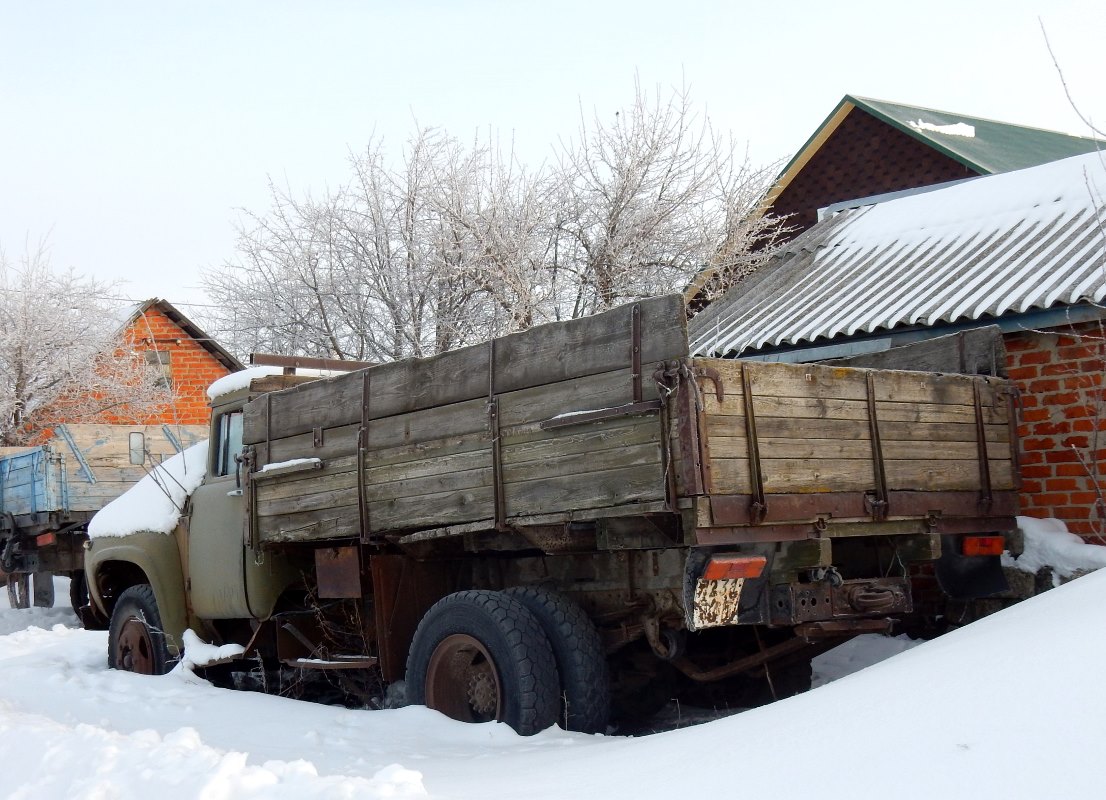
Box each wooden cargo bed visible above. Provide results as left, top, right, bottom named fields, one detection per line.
left=245, top=295, right=1019, bottom=549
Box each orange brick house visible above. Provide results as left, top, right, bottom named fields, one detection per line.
left=689, top=153, right=1106, bottom=540
left=112, top=298, right=243, bottom=425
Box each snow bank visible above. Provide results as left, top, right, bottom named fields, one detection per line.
left=811, top=633, right=922, bottom=688
left=1003, top=515, right=1106, bottom=580
left=88, top=441, right=209, bottom=538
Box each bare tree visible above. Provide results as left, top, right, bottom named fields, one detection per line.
left=203, top=80, right=784, bottom=359
left=0, top=243, right=171, bottom=447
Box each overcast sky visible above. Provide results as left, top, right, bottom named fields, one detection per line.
left=1, top=0, right=1102, bottom=313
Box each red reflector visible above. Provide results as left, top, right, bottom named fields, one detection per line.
left=35, top=532, right=57, bottom=548
left=702, top=555, right=767, bottom=581
left=962, top=535, right=1005, bottom=557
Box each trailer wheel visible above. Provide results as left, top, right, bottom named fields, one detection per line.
left=6, top=574, right=29, bottom=609
left=108, top=584, right=172, bottom=675
left=69, top=571, right=89, bottom=616
left=504, top=586, right=610, bottom=733
left=406, top=590, right=559, bottom=735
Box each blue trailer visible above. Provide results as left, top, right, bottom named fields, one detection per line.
left=0, top=424, right=205, bottom=609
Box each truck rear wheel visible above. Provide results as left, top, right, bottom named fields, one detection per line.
left=406, top=590, right=559, bottom=735
left=504, top=585, right=610, bottom=733
left=108, top=584, right=172, bottom=675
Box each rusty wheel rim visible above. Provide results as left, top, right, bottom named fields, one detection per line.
left=116, top=617, right=156, bottom=673
left=424, top=634, right=502, bottom=723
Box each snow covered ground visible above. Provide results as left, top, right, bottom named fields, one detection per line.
left=0, top=561, right=1103, bottom=799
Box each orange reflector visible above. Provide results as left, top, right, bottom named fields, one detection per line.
left=962, top=535, right=1005, bottom=557
left=35, top=532, right=57, bottom=548
left=702, top=555, right=767, bottom=581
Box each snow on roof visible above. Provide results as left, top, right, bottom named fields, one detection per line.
left=206, top=366, right=285, bottom=400
left=908, top=119, right=975, bottom=138
left=690, top=151, right=1106, bottom=356
left=87, top=440, right=208, bottom=538
left=206, top=365, right=340, bottom=401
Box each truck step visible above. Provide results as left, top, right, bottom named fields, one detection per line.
left=282, top=655, right=379, bottom=670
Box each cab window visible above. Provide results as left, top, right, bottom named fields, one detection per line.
left=214, top=411, right=243, bottom=477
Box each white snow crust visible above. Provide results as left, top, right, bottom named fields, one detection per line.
left=1, top=567, right=1105, bottom=797
left=206, top=366, right=285, bottom=400
left=259, top=457, right=321, bottom=473
left=87, top=441, right=209, bottom=538
left=206, top=366, right=340, bottom=401
left=907, top=119, right=976, bottom=137
left=1003, top=515, right=1106, bottom=579
left=179, top=629, right=246, bottom=669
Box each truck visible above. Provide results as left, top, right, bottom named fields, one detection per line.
left=0, top=424, right=205, bottom=609
left=82, top=294, right=1019, bottom=734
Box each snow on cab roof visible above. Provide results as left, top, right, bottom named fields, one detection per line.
left=690, top=151, right=1106, bottom=357
left=206, top=365, right=340, bottom=401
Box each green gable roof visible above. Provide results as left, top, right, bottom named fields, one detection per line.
left=846, top=94, right=1103, bottom=174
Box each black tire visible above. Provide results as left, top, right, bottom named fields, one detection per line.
left=406, top=590, right=559, bottom=736
left=69, top=571, right=88, bottom=616
left=6, top=574, right=29, bottom=609
left=504, top=585, right=610, bottom=733
left=107, top=584, right=173, bottom=675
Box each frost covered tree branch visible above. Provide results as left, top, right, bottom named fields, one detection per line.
left=203, top=81, right=784, bottom=360
left=0, top=243, right=173, bottom=447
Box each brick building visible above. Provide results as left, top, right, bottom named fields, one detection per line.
left=686, top=95, right=1102, bottom=307
left=689, top=153, right=1106, bottom=539
left=111, top=298, right=242, bottom=425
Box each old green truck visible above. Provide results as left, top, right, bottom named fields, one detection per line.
left=82, top=295, right=1019, bottom=733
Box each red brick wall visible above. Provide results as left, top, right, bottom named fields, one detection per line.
left=1005, top=324, right=1106, bottom=540
left=112, top=306, right=233, bottom=425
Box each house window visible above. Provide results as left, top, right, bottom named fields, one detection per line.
left=145, top=350, right=173, bottom=389
left=215, top=411, right=243, bottom=477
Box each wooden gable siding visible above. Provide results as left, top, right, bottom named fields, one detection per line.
left=767, top=107, right=978, bottom=237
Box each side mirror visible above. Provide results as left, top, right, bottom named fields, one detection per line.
left=128, top=432, right=146, bottom=466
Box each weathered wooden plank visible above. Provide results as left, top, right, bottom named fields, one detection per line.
left=711, top=457, right=1014, bottom=494
left=823, top=326, right=1006, bottom=377
left=370, top=485, right=495, bottom=531
left=698, top=359, right=1008, bottom=408
left=258, top=506, right=361, bottom=543
left=505, top=463, right=665, bottom=517
left=705, top=415, right=1010, bottom=443
left=502, top=415, right=661, bottom=466
left=246, top=294, right=687, bottom=444
left=703, top=394, right=1007, bottom=425
left=706, top=435, right=1011, bottom=462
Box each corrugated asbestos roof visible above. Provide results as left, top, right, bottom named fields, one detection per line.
left=689, top=152, right=1106, bottom=357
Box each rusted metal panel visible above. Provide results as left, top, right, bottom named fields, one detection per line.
left=706, top=490, right=1019, bottom=528
left=691, top=576, right=745, bottom=629
left=315, top=546, right=362, bottom=599
left=370, top=555, right=452, bottom=683
left=770, top=577, right=911, bottom=625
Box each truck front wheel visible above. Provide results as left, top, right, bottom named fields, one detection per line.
left=108, top=584, right=172, bottom=675
left=406, top=590, right=559, bottom=735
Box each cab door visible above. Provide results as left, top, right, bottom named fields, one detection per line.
left=187, top=402, right=295, bottom=620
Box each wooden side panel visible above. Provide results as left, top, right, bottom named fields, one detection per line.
left=56, top=424, right=208, bottom=513
left=243, top=294, right=686, bottom=444
left=0, top=448, right=62, bottom=516
left=252, top=367, right=668, bottom=542
left=250, top=296, right=688, bottom=544
left=695, top=359, right=1017, bottom=502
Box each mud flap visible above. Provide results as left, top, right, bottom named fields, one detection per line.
left=935, top=534, right=1009, bottom=600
